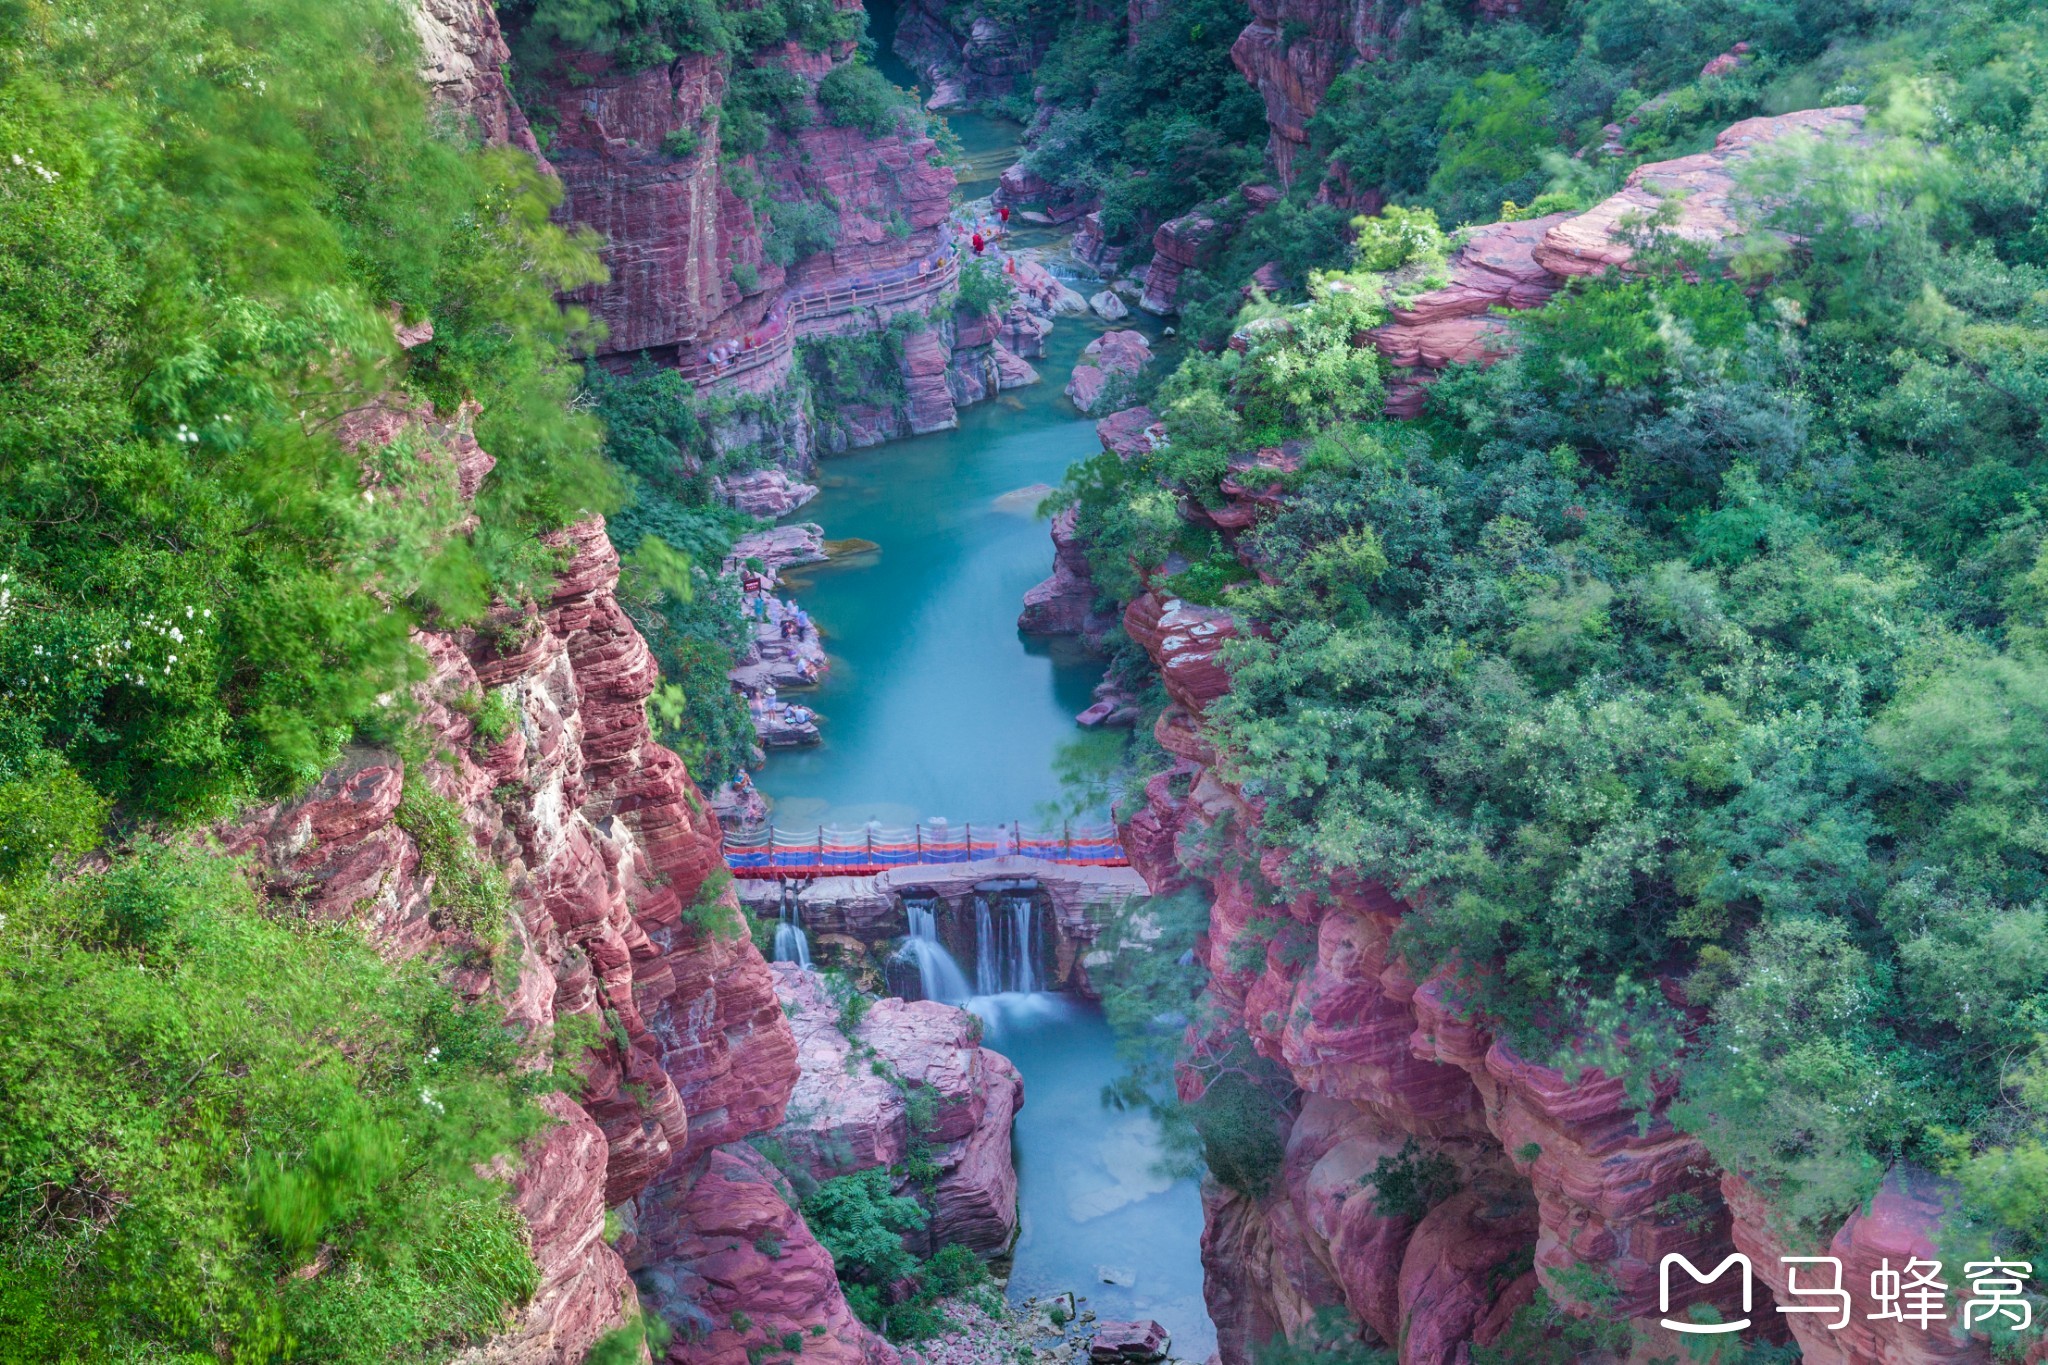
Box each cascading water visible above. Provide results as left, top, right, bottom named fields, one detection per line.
left=967, top=890, right=1042, bottom=994
left=975, top=895, right=999, bottom=995
left=1008, top=894, right=1037, bottom=993
left=773, top=892, right=812, bottom=969
left=899, top=898, right=973, bottom=1003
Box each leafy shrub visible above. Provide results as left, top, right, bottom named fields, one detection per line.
left=662, top=127, right=701, bottom=159
left=800, top=1168, right=926, bottom=1295
left=1350, top=205, right=1447, bottom=273
left=765, top=197, right=841, bottom=267
left=1366, top=1139, right=1461, bottom=1220
left=395, top=776, right=513, bottom=943
left=955, top=258, right=1016, bottom=316
left=733, top=262, right=763, bottom=294
left=0, top=842, right=556, bottom=1360
left=817, top=62, right=903, bottom=137
left=0, top=0, right=610, bottom=821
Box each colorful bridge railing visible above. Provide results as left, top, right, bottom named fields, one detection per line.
left=722, top=822, right=1127, bottom=879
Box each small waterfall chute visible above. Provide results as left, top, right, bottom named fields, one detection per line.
left=1007, top=893, right=1037, bottom=993
left=899, top=898, right=972, bottom=1003
left=974, top=894, right=1000, bottom=995
left=773, top=887, right=812, bottom=969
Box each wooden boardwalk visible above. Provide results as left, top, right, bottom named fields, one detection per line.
left=675, top=253, right=961, bottom=390
left=723, top=819, right=1126, bottom=880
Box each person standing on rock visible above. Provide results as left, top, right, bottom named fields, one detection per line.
left=972, top=232, right=985, bottom=255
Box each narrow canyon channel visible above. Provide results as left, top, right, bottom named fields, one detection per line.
left=754, top=10, right=1217, bottom=1354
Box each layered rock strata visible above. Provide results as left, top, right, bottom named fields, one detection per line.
left=1370, top=106, right=1867, bottom=415
left=232, top=377, right=904, bottom=1362
left=770, top=965, right=1024, bottom=1256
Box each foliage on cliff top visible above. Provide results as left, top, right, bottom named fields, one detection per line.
left=0, top=0, right=611, bottom=821
left=0, top=838, right=564, bottom=1362
left=0, top=0, right=621, bottom=1354
left=1063, top=15, right=2048, bottom=1275
left=504, top=0, right=860, bottom=66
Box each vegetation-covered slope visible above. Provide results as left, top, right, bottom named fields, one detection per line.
left=0, top=0, right=615, bottom=1356
left=1064, top=2, right=2048, bottom=1323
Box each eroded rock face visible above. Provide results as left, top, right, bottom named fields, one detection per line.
left=1365, top=214, right=1569, bottom=417
left=629, top=1144, right=902, bottom=1365
left=1228, top=0, right=1412, bottom=183
left=1371, top=106, right=1867, bottom=416
left=1139, top=211, right=1232, bottom=315
left=768, top=966, right=1023, bottom=1257
left=529, top=27, right=953, bottom=366
left=892, top=0, right=1044, bottom=104
left=1066, top=330, right=1155, bottom=414
left=413, top=0, right=549, bottom=158
left=717, top=467, right=819, bottom=518
left=226, top=389, right=911, bottom=1362
left=1018, top=506, right=1100, bottom=636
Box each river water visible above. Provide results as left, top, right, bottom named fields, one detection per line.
left=754, top=10, right=1217, bottom=1357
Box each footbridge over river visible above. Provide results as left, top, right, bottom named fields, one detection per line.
left=721, top=821, right=1128, bottom=880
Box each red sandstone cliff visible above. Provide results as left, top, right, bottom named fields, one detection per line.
left=222, top=376, right=900, bottom=1362
left=505, top=0, right=951, bottom=372
left=1097, top=102, right=1989, bottom=1365
left=1368, top=105, right=1867, bottom=416
left=1227, top=0, right=1411, bottom=186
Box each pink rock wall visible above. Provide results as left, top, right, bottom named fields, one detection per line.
left=1227, top=0, right=1412, bottom=184
left=528, top=15, right=954, bottom=366
left=1368, top=106, right=1866, bottom=416
left=769, top=966, right=1024, bottom=1257
left=225, top=385, right=906, bottom=1363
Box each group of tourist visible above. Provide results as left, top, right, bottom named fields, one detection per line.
left=967, top=203, right=1011, bottom=257
left=749, top=590, right=813, bottom=640
left=745, top=681, right=815, bottom=731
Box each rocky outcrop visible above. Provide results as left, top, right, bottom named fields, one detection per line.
left=1366, top=214, right=1567, bottom=418
left=413, top=0, right=549, bottom=158
left=1018, top=506, right=1100, bottom=636
left=1533, top=106, right=1868, bottom=279
left=1370, top=106, right=1868, bottom=416
left=1227, top=0, right=1412, bottom=184
left=770, top=966, right=1023, bottom=1256
left=716, top=467, right=819, bottom=518
left=1138, top=209, right=1233, bottom=315
left=628, top=1144, right=901, bottom=1365
left=1066, top=330, right=1154, bottom=414
left=892, top=0, right=1045, bottom=104
left=1088, top=1320, right=1172, bottom=1362
left=1095, top=406, right=1164, bottom=460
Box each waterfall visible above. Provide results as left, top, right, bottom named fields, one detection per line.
left=773, top=892, right=811, bottom=970
left=974, top=894, right=1000, bottom=995
left=899, top=898, right=972, bottom=1003
left=1008, top=894, right=1037, bottom=993
left=966, top=890, right=1042, bottom=993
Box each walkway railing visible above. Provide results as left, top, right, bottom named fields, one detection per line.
left=723, top=820, right=1127, bottom=879
left=790, top=252, right=959, bottom=329
left=675, top=249, right=961, bottom=391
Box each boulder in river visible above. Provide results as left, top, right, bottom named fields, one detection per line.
left=1088, top=290, right=1128, bottom=321
left=1088, top=1320, right=1170, bottom=1362
left=715, top=466, right=818, bottom=518
left=1065, top=330, right=1154, bottom=415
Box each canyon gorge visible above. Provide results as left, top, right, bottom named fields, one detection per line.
left=4, top=1, right=2042, bottom=1364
